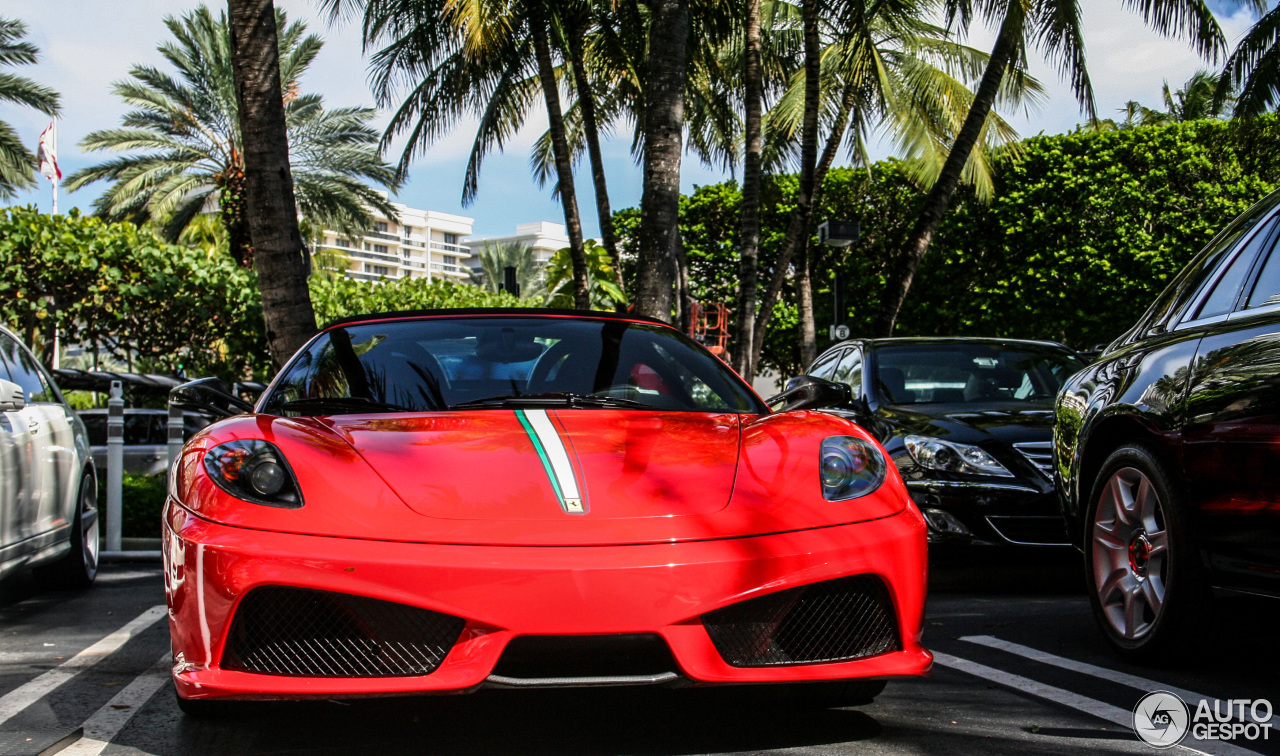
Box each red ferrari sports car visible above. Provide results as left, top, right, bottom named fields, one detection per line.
left=164, top=309, right=930, bottom=714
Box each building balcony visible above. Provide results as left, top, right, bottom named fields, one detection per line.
left=431, top=262, right=469, bottom=276
left=430, top=240, right=469, bottom=255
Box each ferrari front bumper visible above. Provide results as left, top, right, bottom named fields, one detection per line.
left=164, top=501, right=931, bottom=701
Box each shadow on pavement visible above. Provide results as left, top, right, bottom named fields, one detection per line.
left=166, top=687, right=883, bottom=755
left=927, top=545, right=1085, bottom=595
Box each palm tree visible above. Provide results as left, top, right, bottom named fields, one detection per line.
left=544, top=241, right=626, bottom=310
left=1161, top=70, right=1233, bottom=121
left=323, top=0, right=591, bottom=308
left=0, top=18, right=59, bottom=199
left=732, top=0, right=766, bottom=377
left=872, top=0, right=1227, bottom=337
left=745, top=1, right=1042, bottom=374
left=65, top=5, right=397, bottom=268
left=224, top=0, right=318, bottom=365
left=1218, top=4, right=1280, bottom=117
left=634, top=0, right=692, bottom=322
left=468, top=241, right=547, bottom=300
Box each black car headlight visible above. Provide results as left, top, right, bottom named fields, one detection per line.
left=903, top=435, right=1013, bottom=477
left=203, top=440, right=303, bottom=508
left=820, top=436, right=887, bottom=501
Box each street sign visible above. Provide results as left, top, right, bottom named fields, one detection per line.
left=829, top=324, right=850, bottom=341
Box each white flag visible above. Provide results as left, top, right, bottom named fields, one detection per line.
left=38, top=121, right=60, bottom=182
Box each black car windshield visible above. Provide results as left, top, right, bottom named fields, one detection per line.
left=873, top=343, right=1084, bottom=405
left=260, top=316, right=765, bottom=414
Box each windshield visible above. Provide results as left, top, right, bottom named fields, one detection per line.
left=872, top=343, right=1084, bottom=405
left=261, top=316, right=765, bottom=414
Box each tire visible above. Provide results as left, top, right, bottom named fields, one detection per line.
left=769, top=679, right=887, bottom=709
left=34, top=472, right=99, bottom=590
left=1082, top=443, right=1207, bottom=662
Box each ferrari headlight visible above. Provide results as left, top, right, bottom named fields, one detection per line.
left=903, top=435, right=1013, bottom=477
left=820, top=436, right=887, bottom=501
left=203, top=440, right=303, bottom=508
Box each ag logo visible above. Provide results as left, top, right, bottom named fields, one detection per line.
left=1133, top=691, right=1190, bottom=748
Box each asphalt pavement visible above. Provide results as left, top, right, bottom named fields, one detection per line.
left=0, top=549, right=1275, bottom=756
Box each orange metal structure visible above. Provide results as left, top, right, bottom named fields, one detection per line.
left=688, top=302, right=731, bottom=357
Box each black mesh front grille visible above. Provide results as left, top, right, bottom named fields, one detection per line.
left=493, top=634, right=678, bottom=679
left=701, top=574, right=900, bottom=667
left=221, top=586, right=466, bottom=678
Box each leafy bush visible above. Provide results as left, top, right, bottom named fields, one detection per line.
left=0, top=207, right=269, bottom=379
left=94, top=473, right=170, bottom=539
left=308, top=275, right=530, bottom=324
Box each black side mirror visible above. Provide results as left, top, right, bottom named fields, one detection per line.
left=170, top=378, right=255, bottom=418
left=766, top=375, right=852, bottom=413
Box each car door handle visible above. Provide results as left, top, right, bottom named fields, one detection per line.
left=27, top=417, right=38, bottom=431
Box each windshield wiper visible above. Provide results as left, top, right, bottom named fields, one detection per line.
left=451, top=392, right=647, bottom=410
left=282, top=397, right=413, bottom=414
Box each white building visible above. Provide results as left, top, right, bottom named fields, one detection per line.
left=465, top=221, right=571, bottom=272
left=319, top=200, right=475, bottom=283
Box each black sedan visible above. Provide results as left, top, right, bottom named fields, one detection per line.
left=795, top=338, right=1085, bottom=547
left=1056, top=190, right=1280, bottom=660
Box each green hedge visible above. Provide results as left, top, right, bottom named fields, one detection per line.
left=618, top=116, right=1280, bottom=376
left=95, top=473, right=169, bottom=539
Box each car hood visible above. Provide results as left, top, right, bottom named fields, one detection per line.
left=177, top=411, right=909, bottom=547
left=877, top=401, right=1055, bottom=446
left=319, top=410, right=741, bottom=522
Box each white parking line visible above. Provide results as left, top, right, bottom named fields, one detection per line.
left=960, top=635, right=1274, bottom=726
left=57, top=653, right=171, bottom=756
left=933, top=651, right=1263, bottom=756
left=0, top=605, right=166, bottom=728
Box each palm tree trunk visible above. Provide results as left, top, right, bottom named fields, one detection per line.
left=565, top=28, right=624, bottom=300
left=634, top=0, right=690, bottom=322
left=747, top=84, right=856, bottom=373
left=673, top=226, right=692, bottom=333
left=220, top=156, right=253, bottom=267
left=871, top=9, right=1022, bottom=337
left=797, top=238, right=816, bottom=366
left=733, top=0, right=764, bottom=380
left=227, top=0, right=316, bottom=367
left=529, top=4, right=590, bottom=310
left=747, top=0, right=823, bottom=372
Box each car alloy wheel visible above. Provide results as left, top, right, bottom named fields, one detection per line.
left=80, top=475, right=100, bottom=578
left=1091, top=466, right=1169, bottom=640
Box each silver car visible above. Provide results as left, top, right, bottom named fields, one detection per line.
left=0, top=325, right=98, bottom=587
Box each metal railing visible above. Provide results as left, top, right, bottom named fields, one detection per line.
left=430, top=240, right=467, bottom=254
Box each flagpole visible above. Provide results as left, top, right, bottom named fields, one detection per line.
left=50, top=119, right=58, bottom=215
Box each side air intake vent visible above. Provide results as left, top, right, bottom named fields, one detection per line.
left=701, top=574, right=900, bottom=667
left=222, top=586, right=465, bottom=677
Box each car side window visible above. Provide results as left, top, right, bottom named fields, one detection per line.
left=1189, top=218, right=1278, bottom=321
left=807, top=350, right=845, bottom=379
left=1245, top=242, right=1280, bottom=310
left=831, top=349, right=863, bottom=397
left=0, top=334, right=54, bottom=403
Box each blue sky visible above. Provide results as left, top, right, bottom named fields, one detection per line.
left=3, top=0, right=1261, bottom=239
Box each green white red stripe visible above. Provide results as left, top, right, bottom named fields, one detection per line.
left=516, top=409, right=586, bottom=514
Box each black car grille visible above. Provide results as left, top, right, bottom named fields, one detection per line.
left=701, top=575, right=900, bottom=667
left=492, top=634, right=678, bottom=679
left=221, top=586, right=466, bottom=678
left=1013, top=441, right=1054, bottom=477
